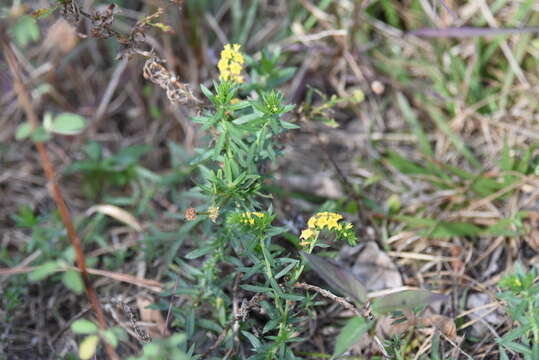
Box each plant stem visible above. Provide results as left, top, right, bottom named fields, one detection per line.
left=1, top=30, right=118, bottom=360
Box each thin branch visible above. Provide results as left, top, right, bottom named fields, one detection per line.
left=0, top=28, right=118, bottom=360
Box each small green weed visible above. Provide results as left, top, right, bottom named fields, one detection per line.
left=497, top=263, right=539, bottom=360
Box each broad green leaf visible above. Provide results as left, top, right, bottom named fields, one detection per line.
left=62, top=270, right=84, bottom=294
left=13, top=16, right=40, bottom=47
left=30, top=126, right=52, bottom=142
left=79, top=335, right=100, bottom=360
left=333, top=316, right=372, bottom=357
left=15, top=122, right=32, bottom=140
left=371, top=289, right=448, bottom=315
left=48, top=113, right=86, bottom=135
left=102, top=329, right=118, bottom=347
left=71, top=319, right=99, bottom=334
left=28, top=261, right=61, bottom=281
left=142, top=343, right=159, bottom=356
left=301, top=252, right=368, bottom=304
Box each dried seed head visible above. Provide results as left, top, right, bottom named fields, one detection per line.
left=60, top=0, right=81, bottom=25
left=142, top=55, right=200, bottom=104
left=185, top=207, right=197, bottom=221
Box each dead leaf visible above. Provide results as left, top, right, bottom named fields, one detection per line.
left=137, top=295, right=169, bottom=338
left=420, top=314, right=457, bottom=339
left=466, top=293, right=504, bottom=337
left=376, top=310, right=418, bottom=338
left=352, top=242, right=402, bottom=291
left=86, top=204, right=142, bottom=231
left=46, top=19, right=77, bottom=54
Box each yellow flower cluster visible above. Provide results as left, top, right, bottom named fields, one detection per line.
left=239, top=211, right=266, bottom=225
left=217, top=44, right=245, bottom=83
left=299, top=212, right=354, bottom=247
left=307, top=212, right=346, bottom=231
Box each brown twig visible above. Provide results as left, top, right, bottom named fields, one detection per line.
left=0, top=28, right=118, bottom=360
left=294, top=282, right=364, bottom=317
left=294, top=282, right=389, bottom=359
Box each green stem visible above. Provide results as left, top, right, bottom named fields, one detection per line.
left=528, top=295, right=539, bottom=344
left=289, top=232, right=319, bottom=285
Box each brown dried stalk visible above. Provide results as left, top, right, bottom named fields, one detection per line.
left=0, top=29, right=118, bottom=360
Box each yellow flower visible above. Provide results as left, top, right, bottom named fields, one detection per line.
left=229, top=62, right=242, bottom=75
left=218, top=43, right=244, bottom=84
left=306, top=212, right=343, bottom=230
left=301, top=211, right=356, bottom=245
left=300, top=228, right=316, bottom=240
left=239, top=212, right=266, bottom=226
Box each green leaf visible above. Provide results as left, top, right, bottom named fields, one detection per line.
left=371, top=290, right=448, bottom=315
left=79, top=335, right=100, bottom=360
left=280, top=120, right=300, bottom=129
left=28, top=261, right=61, bottom=281
left=30, top=126, right=52, bottom=142
left=71, top=319, right=99, bottom=334
left=426, top=105, right=480, bottom=168
left=200, top=84, right=213, bottom=100
left=233, top=112, right=259, bottom=125
left=48, top=113, right=86, bottom=135
left=102, top=329, right=118, bottom=347
left=397, top=92, right=432, bottom=157
left=241, top=330, right=262, bottom=348
left=241, top=284, right=273, bottom=293
left=62, top=270, right=84, bottom=294
left=301, top=252, right=368, bottom=304
left=13, top=16, right=40, bottom=47
left=333, top=317, right=372, bottom=357
left=184, top=246, right=214, bottom=259
left=15, top=122, right=33, bottom=140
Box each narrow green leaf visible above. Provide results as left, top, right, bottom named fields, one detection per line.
left=184, top=247, right=214, bottom=259
left=242, top=330, right=262, bottom=348
left=28, top=261, right=61, bottom=281
left=397, top=92, right=432, bottom=157
left=334, top=317, right=372, bottom=357
left=425, top=105, right=480, bottom=168
left=241, top=284, right=273, bottom=293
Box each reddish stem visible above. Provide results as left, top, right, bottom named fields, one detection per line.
left=1, top=30, right=118, bottom=360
